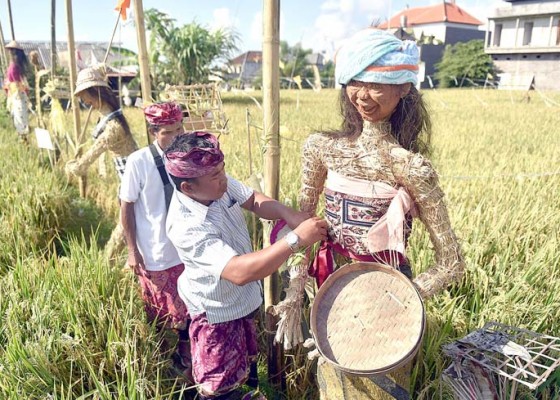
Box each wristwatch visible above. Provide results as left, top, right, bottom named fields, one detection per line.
left=285, top=231, right=301, bottom=253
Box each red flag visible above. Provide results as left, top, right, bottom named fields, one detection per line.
left=115, top=0, right=131, bottom=21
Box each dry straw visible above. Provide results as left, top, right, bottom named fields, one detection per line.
left=311, top=262, right=425, bottom=376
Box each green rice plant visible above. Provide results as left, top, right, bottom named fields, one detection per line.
left=1, top=88, right=559, bottom=398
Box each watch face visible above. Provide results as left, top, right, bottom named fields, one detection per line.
left=286, top=232, right=298, bottom=246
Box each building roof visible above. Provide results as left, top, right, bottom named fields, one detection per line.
left=230, top=51, right=262, bottom=65
left=16, top=40, right=133, bottom=71
left=378, top=1, right=482, bottom=29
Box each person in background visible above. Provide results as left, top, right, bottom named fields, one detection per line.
left=119, top=102, right=191, bottom=379
left=164, top=132, right=327, bottom=400
left=4, top=41, right=30, bottom=142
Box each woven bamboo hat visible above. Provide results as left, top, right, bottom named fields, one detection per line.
left=310, top=262, right=425, bottom=376
left=74, top=65, right=110, bottom=95
left=5, top=40, right=23, bottom=50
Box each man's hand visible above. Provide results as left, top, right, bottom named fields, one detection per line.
left=284, top=210, right=313, bottom=230
left=127, top=249, right=147, bottom=277
left=292, top=216, right=328, bottom=247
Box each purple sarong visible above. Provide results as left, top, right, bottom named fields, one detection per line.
left=190, top=311, right=258, bottom=397
left=137, top=263, right=190, bottom=330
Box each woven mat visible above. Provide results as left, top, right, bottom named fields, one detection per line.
left=311, top=262, right=424, bottom=375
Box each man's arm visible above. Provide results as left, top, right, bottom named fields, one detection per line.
left=241, top=191, right=310, bottom=230
left=121, top=200, right=145, bottom=274
left=221, top=216, right=327, bottom=285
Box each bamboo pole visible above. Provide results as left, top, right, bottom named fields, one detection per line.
left=133, top=0, right=152, bottom=105
left=51, top=0, right=56, bottom=78
left=64, top=0, right=84, bottom=196
left=0, top=18, right=7, bottom=75
left=262, top=0, right=284, bottom=388
left=6, top=0, right=15, bottom=40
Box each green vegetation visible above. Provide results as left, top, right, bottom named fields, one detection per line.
left=435, top=39, right=497, bottom=88
left=0, top=89, right=559, bottom=399
left=145, top=9, right=238, bottom=87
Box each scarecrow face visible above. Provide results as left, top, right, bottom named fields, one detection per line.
left=77, top=89, right=102, bottom=110
left=346, top=81, right=410, bottom=123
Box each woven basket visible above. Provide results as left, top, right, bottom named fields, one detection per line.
left=310, top=262, right=425, bottom=377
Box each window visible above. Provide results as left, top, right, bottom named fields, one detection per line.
left=493, top=24, right=503, bottom=46
left=556, top=18, right=560, bottom=46
left=523, top=21, right=533, bottom=46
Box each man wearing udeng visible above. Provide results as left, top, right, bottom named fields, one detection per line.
left=165, top=132, right=327, bottom=399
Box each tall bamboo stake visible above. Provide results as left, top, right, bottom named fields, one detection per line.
left=64, top=0, right=84, bottom=196
left=262, top=0, right=284, bottom=388
left=6, top=0, right=15, bottom=40
left=133, top=0, right=152, bottom=105
left=0, top=18, right=7, bottom=75
left=51, top=0, right=56, bottom=78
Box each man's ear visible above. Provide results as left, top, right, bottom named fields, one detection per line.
left=179, top=180, right=193, bottom=194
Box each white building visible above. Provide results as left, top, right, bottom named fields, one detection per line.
left=485, top=0, right=560, bottom=90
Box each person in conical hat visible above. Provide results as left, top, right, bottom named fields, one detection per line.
left=65, top=64, right=138, bottom=261
left=4, top=40, right=30, bottom=141
left=65, top=64, right=138, bottom=179
left=274, top=28, right=465, bottom=399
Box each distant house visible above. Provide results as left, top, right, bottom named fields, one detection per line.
left=14, top=40, right=137, bottom=97
left=379, top=0, right=484, bottom=87
left=227, top=51, right=262, bottom=86
left=485, top=0, right=560, bottom=90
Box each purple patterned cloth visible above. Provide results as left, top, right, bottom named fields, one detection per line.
left=165, top=131, right=224, bottom=179
left=136, top=263, right=190, bottom=330
left=189, top=311, right=258, bottom=397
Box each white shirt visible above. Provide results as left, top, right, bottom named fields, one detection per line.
left=166, top=176, right=263, bottom=324
left=119, top=141, right=182, bottom=271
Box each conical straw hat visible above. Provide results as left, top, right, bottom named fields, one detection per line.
left=74, top=65, right=110, bottom=95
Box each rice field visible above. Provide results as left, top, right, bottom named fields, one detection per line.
left=0, top=88, right=559, bottom=399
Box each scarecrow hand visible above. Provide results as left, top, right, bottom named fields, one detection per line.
left=65, top=160, right=86, bottom=177
left=412, top=275, right=433, bottom=299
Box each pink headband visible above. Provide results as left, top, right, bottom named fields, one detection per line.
left=143, top=102, right=183, bottom=126
left=165, top=132, right=224, bottom=179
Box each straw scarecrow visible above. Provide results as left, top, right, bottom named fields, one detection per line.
left=65, top=64, right=138, bottom=258
left=3, top=40, right=30, bottom=142
left=273, top=29, right=465, bottom=399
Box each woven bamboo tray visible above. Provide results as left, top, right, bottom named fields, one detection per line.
left=310, top=262, right=425, bottom=376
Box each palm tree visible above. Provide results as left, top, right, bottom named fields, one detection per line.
left=145, top=9, right=238, bottom=86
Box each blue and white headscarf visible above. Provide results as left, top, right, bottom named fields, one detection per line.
left=335, top=29, right=419, bottom=86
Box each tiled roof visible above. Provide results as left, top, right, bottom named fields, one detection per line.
left=378, top=1, right=482, bottom=29
left=230, top=51, right=262, bottom=65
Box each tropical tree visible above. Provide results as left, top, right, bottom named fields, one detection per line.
left=144, top=9, right=238, bottom=86
left=279, top=41, right=313, bottom=87
left=435, top=39, right=496, bottom=88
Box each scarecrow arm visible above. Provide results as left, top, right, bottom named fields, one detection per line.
left=393, top=150, right=465, bottom=298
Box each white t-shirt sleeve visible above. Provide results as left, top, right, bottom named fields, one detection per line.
left=119, top=153, right=142, bottom=203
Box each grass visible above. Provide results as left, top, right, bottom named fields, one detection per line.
left=0, top=88, right=559, bottom=398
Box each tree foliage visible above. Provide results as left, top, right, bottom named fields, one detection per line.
left=279, top=41, right=313, bottom=80
left=145, top=9, right=238, bottom=86
left=435, top=39, right=496, bottom=88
